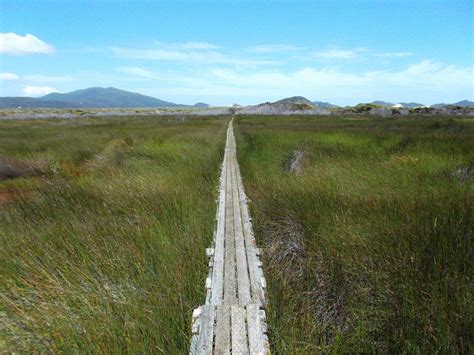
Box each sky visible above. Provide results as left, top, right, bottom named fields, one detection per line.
left=0, top=0, right=473, bottom=106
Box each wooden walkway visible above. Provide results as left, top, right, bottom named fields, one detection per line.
left=190, top=119, right=269, bottom=354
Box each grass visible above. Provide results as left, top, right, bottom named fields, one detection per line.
left=234, top=115, right=473, bottom=353
left=1, top=113, right=472, bottom=353
left=0, top=114, right=228, bottom=352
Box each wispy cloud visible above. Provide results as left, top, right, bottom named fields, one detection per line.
left=311, top=47, right=364, bottom=59
left=172, top=41, right=221, bottom=50
left=21, top=85, right=60, bottom=97
left=0, top=33, right=54, bottom=55
left=23, top=74, right=76, bottom=83
left=111, top=40, right=282, bottom=67
left=112, top=47, right=280, bottom=66
left=246, top=44, right=303, bottom=53
left=309, top=48, right=413, bottom=61
left=115, top=66, right=156, bottom=78
left=0, top=72, right=19, bottom=80
left=375, top=52, right=412, bottom=58
left=115, top=66, right=217, bottom=87
left=1, top=73, right=72, bottom=97
left=135, top=60, right=473, bottom=105
left=5, top=38, right=471, bottom=105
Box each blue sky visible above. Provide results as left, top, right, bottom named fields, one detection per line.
left=0, top=0, right=473, bottom=105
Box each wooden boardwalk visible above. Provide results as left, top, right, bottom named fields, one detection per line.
left=190, top=119, right=269, bottom=354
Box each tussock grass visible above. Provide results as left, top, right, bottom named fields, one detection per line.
left=0, top=157, right=47, bottom=180
left=0, top=115, right=228, bottom=352
left=235, top=115, right=473, bottom=353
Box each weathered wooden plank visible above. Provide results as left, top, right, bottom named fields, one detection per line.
left=214, top=304, right=231, bottom=354
left=232, top=163, right=251, bottom=305
left=236, top=162, right=265, bottom=305
left=223, top=159, right=237, bottom=304
left=246, top=304, right=262, bottom=354
left=210, top=148, right=227, bottom=305
left=195, top=305, right=215, bottom=355
left=231, top=305, right=249, bottom=354
left=226, top=121, right=236, bottom=150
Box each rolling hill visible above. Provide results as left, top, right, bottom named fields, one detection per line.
left=0, top=97, right=73, bottom=109
left=275, top=96, right=338, bottom=108
left=312, top=101, right=338, bottom=108
left=275, top=96, right=314, bottom=105
left=431, top=100, right=474, bottom=108
left=0, top=87, right=209, bottom=109
left=40, top=87, right=182, bottom=108
left=452, top=100, right=474, bottom=107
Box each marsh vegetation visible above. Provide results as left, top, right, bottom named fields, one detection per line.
left=1, top=113, right=472, bottom=353
left=235, top=115, right=473, bottom=353
left=0, top=115, right=227, bottom=352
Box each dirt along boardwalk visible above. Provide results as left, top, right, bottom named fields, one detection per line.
left=190, top=119, right=269, bottom=354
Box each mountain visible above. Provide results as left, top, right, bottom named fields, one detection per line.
left=431, top=100, right=474, bottom=108
left=0, top=97, right=73, bottom=109
left=312, top=101, right=338, bottom=108
left=275, top=96, right=314, bottom=105
left=0, top=87, right=193, bottom=109
left=38, top=87, right=183, bottom=108
left=371, top=101, right=393, bottom=107
left=453, top=100, right=474, bottom=107
left=193, top=102, right=211, bottom=108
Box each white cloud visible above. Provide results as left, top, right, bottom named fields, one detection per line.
left=151, top=41, right=221, bottom=50
left=222, top=60, right=472, bottom=91
left=312, top=48, right=412, bottom=60
left=177, top=41, right=221, bottom=50
left=312, top=48, right=363, bottom=59
left=247, top=44, right=303, bottom=53
left=136, top=60, right=472, bottom=105
left=23, top=74, right=75, bottom=84
left=0, top=72, right=19, bottom=80
left=116, top=66, right=155, bottom=78
left=21, top=85, right=60, bottom=97
left=112, top=42, right=282, bottom=66
left=375, top=52, right=412, bottom=58
left=0, top=33, right=54, bottom=55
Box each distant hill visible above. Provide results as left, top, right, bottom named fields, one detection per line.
left=430, top=103, right=447, bottom=108
left=274, top=96, right=338, bottom=108
left=0, top=87, right=192, bottom=109
left=431, top=100, right=474, bottom=108
left=39, top=87, right=183, bottom=108
left=0, top=97, right=73, bottom=109
left=370, top=101, right=392, bottom=107
left=312, top=101, right=338, bottom=108
left=193, top=102, right=211, bottom=108
left=275, top=96, right=314, bottom=105
left=453, top=100, right=474, bottom=107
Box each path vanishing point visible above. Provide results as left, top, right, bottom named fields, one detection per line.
left=190, top=119, right=270, bottom=354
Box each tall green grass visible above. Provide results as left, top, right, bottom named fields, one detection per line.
left=235, top=115, right=473, bottom=353
left=0, top=115, right=228, bottom=352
